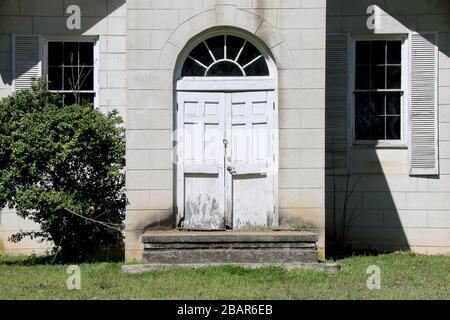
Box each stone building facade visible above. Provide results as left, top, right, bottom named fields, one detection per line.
left=0, top=0, right=448, bottom=259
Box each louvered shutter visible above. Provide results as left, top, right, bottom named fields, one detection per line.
left=410, top=33, right=439, bottom=175
left=12, top=34, right=42, bottom=91
left=326, top=34, right=349, bottom=172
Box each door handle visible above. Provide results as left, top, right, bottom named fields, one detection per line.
left=226, top=166, right=236, bottom=174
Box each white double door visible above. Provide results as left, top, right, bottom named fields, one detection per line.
left=177, top=91, right=276, bottom=230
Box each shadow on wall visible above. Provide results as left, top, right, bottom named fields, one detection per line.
left=0, top=0, right=126, bottom=88
left=325, top=0, right=450, bottom=256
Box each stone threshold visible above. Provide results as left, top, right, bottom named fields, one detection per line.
left=122, top=262, right=340, bottom=274
left=142, top=230, right=319, bottom=244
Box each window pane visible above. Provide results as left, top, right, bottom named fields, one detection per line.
left=182, top=58, right=206, bottom=77
left=371, top=65, right=386, bottom=89
left=355, top=41, right=370, bottom=65
left=372, top=92, right=386, bottom=115
left=386, top=92, right=401, bottom=115
left=237, top=41, right=261, bottom=67
left=79, top=42, right=94, bottom=66
left=355, top=93, right=370, bottom=115
left=48, top=67, right=63, bottom=90
left=48, top=42, right=63, bottom=66
left=79, top=93, right=95, bottom=104
left=356, top=115, right=384, bottom=140
left=64, top=42, right=79, bottom=65
left=355, top=66, right=370, bottom=90
left=182, top=35, right=269, bottom=77
left=371, top=41, right=386, bottom=65
left=386, top=116, right=401, bottom=140
left=63, top=66, right=94, bottom=91
left=79, top=67, right=94, bottom=90
left=205, top=36, right=224, bottom=61
left=190, top=42, right=213, bottom=66
left=62, top=93, right=76, bottom=105
left=387, top=66, right=401, bottom=89
left=227, top=35, right=245, bottom=61
left=62, top=93, right=95, bottom=106
left=63, top=67, right=78, bottom=90
left=387, top=41, right=401, bottom=64
left=206, top=61, right=244, bottom=77
left=355, top=92, right=384, bottom=116
left=244, top=57, right=269, bottom=76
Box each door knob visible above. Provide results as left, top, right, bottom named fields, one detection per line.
left=227, top=166, right=236, bottom=174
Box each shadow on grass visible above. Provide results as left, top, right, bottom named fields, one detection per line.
left=0, top=247, right=125, bottom=266
left=326, top=245, right=389, bottom=261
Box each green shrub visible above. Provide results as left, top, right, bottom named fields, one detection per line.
left=0, top=79, right=126, bottom=261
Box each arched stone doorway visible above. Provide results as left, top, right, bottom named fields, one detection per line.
left=174, top=29, right=279, bottom=231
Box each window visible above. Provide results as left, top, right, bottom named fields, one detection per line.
left=353, top=40, right=404, bottom=144
left=181, top=35, right=269, bottom=77
left=47, top=41, right=97, bottom=105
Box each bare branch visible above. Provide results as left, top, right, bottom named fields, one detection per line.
left=63, top=208, right=123, bottom=233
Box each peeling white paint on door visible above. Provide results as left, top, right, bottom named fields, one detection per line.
left=227, top=92, right=275, bottom=228
left=177, top=92, right=226, bottom=230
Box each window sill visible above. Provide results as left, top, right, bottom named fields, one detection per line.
left=352, top=144, right=408, bottom=150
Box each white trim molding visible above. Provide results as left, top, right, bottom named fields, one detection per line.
left=349, top=33, right=410, bottom=148
left=42, top=36, right=100, bottom=107
left=176, top=78, right=276, bottom=92
left=174, top=29, right=279, bottom=229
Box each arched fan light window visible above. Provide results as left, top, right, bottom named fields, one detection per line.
left=181, top=35, right=270, bottom=77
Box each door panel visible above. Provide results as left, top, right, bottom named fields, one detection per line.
left=232, top=175, right=271, bottom=227
left=184, top=174, right=221, bottom=229
left=226, top=92, right=275, bottom=229
left=177, top=92, right=225, bottom=230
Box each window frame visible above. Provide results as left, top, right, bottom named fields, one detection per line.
left=181, top=34, right=270, bottom=78
left=349, top=34, right=410, bottom=148
left=43, top=36, right=99, bottom=107
left=176, top=30, right=276, bottom=83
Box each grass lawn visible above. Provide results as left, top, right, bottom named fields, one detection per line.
left=0, top=252, right=449, bottom=300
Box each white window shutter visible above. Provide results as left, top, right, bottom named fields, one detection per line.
left=12, top=34, right=42, bottom=91
left=326, top=34, right=349, bottom=172
left=410, top=33, right=439, bottom=176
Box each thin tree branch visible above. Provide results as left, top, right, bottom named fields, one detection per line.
left=63, top=208, right=122, bottom=233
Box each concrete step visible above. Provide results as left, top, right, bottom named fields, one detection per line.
left=142, top=231, right=319, bottom=265
left=123, top=262, right=341, bottom=274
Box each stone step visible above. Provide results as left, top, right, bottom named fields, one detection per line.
left=142, top=231, right=319, bottom=265
left=145, top=242, right=316, bottom=249
left=123, top=262, right=341, bottom=273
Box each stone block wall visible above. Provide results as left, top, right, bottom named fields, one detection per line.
left=125, top=0, right=327, bottom=261
left=326, top=0, right=450, bottom=254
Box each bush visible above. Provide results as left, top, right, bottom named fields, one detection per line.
left=0, top=80, right=127, bottom=261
